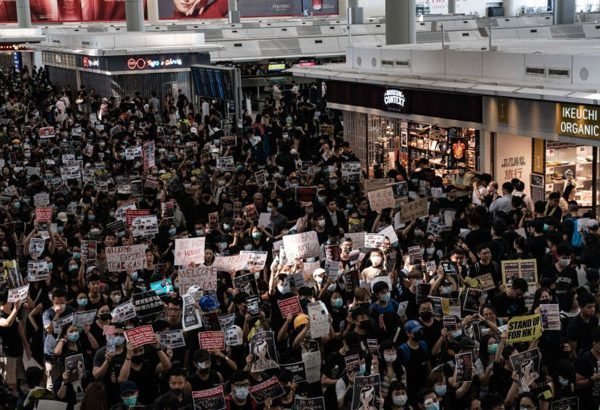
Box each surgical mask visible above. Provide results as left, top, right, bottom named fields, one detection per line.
left=122, top=395, right=138, bottom=406
left=332, top=298, right=343, bottom=308
left=130, top=271, right=138, bottom=282
left=111, top=294, right=122, bottom=304
left=452, top=330, right=462, bottom=339
left=196, top=229, right=205, bottom=237
left=317, top=219, right=326, bottom=227
left=440, top=286, right=453, bottom=295
left=317, top=196, right=326, bottom=204
left=558, top=376, right=569, bottom=387
left=379, top=293, right=390, bottom=303
left=559, top=258, right=571, bottom=268
left=434, top=385, right=447, bottom=397
left=252, top=232, right=262, bottom=240
left=384, top=353, right=397, bottom=363
left=69, top=264, right=78, bottom=272
left=0, top=246, right=8, bottom=253
left=67, top=332, right=80, bottom=342
left=234, top=386, right=249, bottom=400
left=487, top=343, right=498, bottom=354
left=266, top=207, right=272, bottom=213
left=197, top=361, right=210, bottom=369
left=12, top=201, right=20, bottom=209
left=169, top=228, right=176, bottom=236
left=277, top=284, right=290, bottom=294
left=315, top=276, right=324, bottom=285
left=223, top=224, right=231, bottom=232
left=370, top=256, right=382, bottom=266
left=327, top=284, right=337, bottom=292
left=48, top=262, right=54, bottom=270
left=357, top=363, right=366, bottom=376
left=393, top=394, right=408, bottom=406
left=73, top=252, right=81, bottom=260
left=88, top=215, right=96, bottom=221
left=77, top=298, right=88, bottom=307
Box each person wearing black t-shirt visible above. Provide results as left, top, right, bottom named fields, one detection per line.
left=575, top=327, right=600, bottom=409
left=568, top=292, right=598, bottom=356
left=469, top=245, right=501, bottom=286
left=492, top=278, right=528, bottom=321
left=189, top=349, right=223, bottom=391
left=542, top=243, right=578, bottom=297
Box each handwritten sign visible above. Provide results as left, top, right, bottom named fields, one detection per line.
left=399, top=197, right=429, bottom=222
left=367, top=187, right=395, bottom=213
left=178, top=266, right=217, bottom=294
left=8, top=284, right=29, bottom=302
left=105, top=245, right=146, bottom=272
left=125, top=325, right=156, bottom=347
left=282, top=231, right=320, bottom=261
left=277, top=296, right=302, bottom=318
left=174, top=237, right=206, bottom=266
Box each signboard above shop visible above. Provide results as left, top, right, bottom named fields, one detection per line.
left=556, top=103, right=600, bottom=140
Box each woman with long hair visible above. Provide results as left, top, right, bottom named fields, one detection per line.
left=80, top=381, right=109, bottom=410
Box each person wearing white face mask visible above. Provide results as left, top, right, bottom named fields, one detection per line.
left=379, top=341, right=407, bottom=400
left=541, top=243, right=578, bottom=298
left=370, top=282, right=398, bottom=316
left=361, top=249, right=385, bottom=283
left=226, top=371, right=253, bottom=409
left=189, top=349, right=223, bottom=391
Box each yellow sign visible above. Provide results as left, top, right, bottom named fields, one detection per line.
left=556, top=103, right=600, bottom=140
left=507, top=314, right=543, bottom=343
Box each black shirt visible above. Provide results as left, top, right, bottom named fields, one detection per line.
left=568, top=315, right=599, bottom=354
left=542, top=265, right=578, bottom=296
left=492, top=292, right=526, bottom=318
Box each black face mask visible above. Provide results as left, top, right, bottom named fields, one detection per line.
left=170, top=388, right=184, bottom=397
left=99, top=313, right=111, bottom=321
left=359, top=320, right=371, bottom=329
left=131, top=355, right=144, bottom=364
left=420, top=311, right=433, bottom=322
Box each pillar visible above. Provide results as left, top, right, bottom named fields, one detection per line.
left=228, top=0, right=240, bottom=24
left=385, top=0, right=416, bottom=45
left=125, top=0, right=145, bottom=32
left=554, top=0, right=576, bottom=24
left=16, top=0, right=32, bottom=28
left=147, top=0, right=159, bottom=25
left=348, top=0, right=363, bottom=24
left=504, top=0, right=515, bottom=16
left=448, top=0, right=456, bottom=14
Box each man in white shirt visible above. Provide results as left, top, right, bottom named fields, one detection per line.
left=489, top=182, right=514, bottom=215
left=511, top=179, right=534, bottom=213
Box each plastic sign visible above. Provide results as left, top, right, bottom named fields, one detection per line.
left=556, top=103, right=600, bottom=140
left=127, top=56, right=184, bottom=71
left=384, top=89, right=406, bottom=108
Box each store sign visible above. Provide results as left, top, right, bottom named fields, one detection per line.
left=384, top=89, right=408, bottom=112
left=127, top=56, right=183, bottom=71
left=82, top=56, right=100, bottom=68
left=556, top=103, right=600, bottom=140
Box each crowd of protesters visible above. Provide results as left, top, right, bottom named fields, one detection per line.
left=0, top=63, right=598, bottom=410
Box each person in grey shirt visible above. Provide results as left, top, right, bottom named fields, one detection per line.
left=489, top=182, right=514, bottom=215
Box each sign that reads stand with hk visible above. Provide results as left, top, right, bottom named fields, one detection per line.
left=383, top=89, right=409, bottom=113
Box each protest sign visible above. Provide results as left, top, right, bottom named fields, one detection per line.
left=143, top=141, right=156, bottom=170
left=277, top=296, right=302, bottom=318
left=217, top=313, right=235, bottom=330
left=379, top=225, right=399, bottom=245
left=192, top=386, right=226, bottom=410
left=501, top=259, right=538, bottom=286
left=105, top=245, right=146, bottom=272
left=233, top=273, right=259, bottom=296
left=351, top=375, right=381, bottom=410
left=125, top=209, right=150, bottom=228
left=80, top=240, right=97, bottom=264
left=551, top=397, right=578, bottom=410
left=408, top=245, right=423, bottom=265
left=73, top=309, right=98, bottom=327
left=295, top=396, right=325, bottom=410
left=115, top=201, right=137, bottom=223
left=150, top=278, right=173, bottom=296
left=64, top=354, right=85, bottom=382
left=282, top=231, right=320, bottom=261
left=456, top=352, right=474, bottom=383
left=254, top=170, right=267, bottom=187
left=178, top=266, right=217, bottom=294
left=198, top=331, right=225, bottom=351
left=462, top=288, right=483, bottom=313
left=39, top=126, right=55, bottom=138
left=250, top=331, right=279, bottom=373
left=240, top=251, right=268, bottom=271
left=507, top=314, right=543, bottom=343
left=510, top=348, right=541, bottom=391
left=29, top=238, right=45, bottom=259
left=131, top=215, right=159, bottom=237
left=157, top=329, right=186, bottom=350
left=474, top=273, right=496, bottom=291
left=249, top=377, right=285, bottom=404
left=212, top=253, right=251, bottom=272
left=216, top=156, right=235, bottom=172
left=125, top=325, right=156, bottom=347
left=416, top=282, right=431, bottom=305
left=131, top=290, right=164, bottom=320
left=368, top=187, right=395, bottom=213
left=124, top=146, right=142, bottom=161
left=341, top=162, right=361, bottom=183
left=390, top=181, right=409, bottom=198
left=308, top=301, right=330, bottom=339
left=27, top=260, right=50, bottom=282
left=346, top=232, right=366, bottom=250
left=182, top=294, right=202, bottom=332
left=33, top=192, right=50, bottom=207
left=174, top=237, right=206, bottom=266
left=364, top=234, right=385, bottom=249
left=344, top=354, right=360, bottom=374
left=8, top=284, right=29, bottom=303
left=302, top=350, right=321, bottom=383
left=280, top=361, right=307, bottom=383
left=60, top=165, right=81, bottom=180
left=35, top=207, right=53, bottom=223
left=53, top=314, right=74, bottom=335
left=111, top=301, right=136, bottom=323
left=363, top=178, right=394, bottom=193
left=540, top=304, right=561, bottom=331
left=399, top=197, right=429, bottom=223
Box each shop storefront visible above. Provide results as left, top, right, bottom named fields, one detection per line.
left=485, top=97, right=600, bottom=214
left=326, top=80, right=482, bottom=181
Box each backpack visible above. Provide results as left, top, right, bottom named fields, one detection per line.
left=399, top=340, right=428, bottom=364
left=567, top=217, right=584, bottom=248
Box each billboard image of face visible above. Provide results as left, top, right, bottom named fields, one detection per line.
left=158, top=0, right=228, bottom=19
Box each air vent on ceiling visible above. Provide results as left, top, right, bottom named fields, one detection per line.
left=315, top=39, right=323, bottom=44
left=234, top=43, right=242, bottom=47
left=548, top=68, right=570, bottom=78
left=396, top=60, right=410, bottom=67
left=381, top=60, right=394, bottom=67
left=530, top=29, right=537, bottom=33
left=525, top=67, right=546, bottom=76
left=462, top=32, right=470, bottom=37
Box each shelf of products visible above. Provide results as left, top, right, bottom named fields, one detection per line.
left=545, top=143, right=593, bottom=207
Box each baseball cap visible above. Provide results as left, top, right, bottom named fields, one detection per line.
left=459, top=336, right=475, bottom=350
left=120, top=380, right=138, bottom=395
left=294, top=314, right=309, bottom=330
left=404, top=320, right=423, bottom=335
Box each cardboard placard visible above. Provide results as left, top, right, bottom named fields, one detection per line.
left=216, top=156, right=235, bottom=172
left=33, top=192, right=50, bottom=207
left=27, top=260, right=50, bottom=282
left=177, top=266, right=217, bottom=295
left=125, top=325, right=156, bottom=347
left=233, top=273, right=259, bottom=297
left=307, top=301, right=330, bottom=339
left=280, top=361, right=307, bottom=383
left=346, top=232, right=366, bottom=250
left=456, top=352, right=474, bottom=383
left=367, top=187, right=395, bottom=213
left=507, top=314, right=543, bottom=343
left=341, top=162, right=361, bottom=183
left=143, top=141, right=156, bottom=170
left=39, top=126, right=55, bottom=138
left=174, top=237, right=206, bottom=266
left=192, top=386, right=226, bottom=410
left=240, top=251, right=268, bottom=271
left=105, top=244, right=146, bottom=272
left=29, top=238, right=45, bottom=259
left=182, top=294, right=202, bottom=332
left=198, top=331, right=225, bottom=351
left=294, top=396, right=325, bottom=410
left=125, top=209, right=150, bottom=228
left=364, top=234, right=385, bottom=249
left=399, top=197, right=429, bottom=223
left=363, top=178, right=394, bottom=193
left=282, top=231, right=320, bottom=261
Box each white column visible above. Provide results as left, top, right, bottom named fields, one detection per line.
left=125, top=0, right=145, bottom=32
left=147, top=0, right=159, bottom=25
left=228, top=0, right=240, bottom=24
left=16, top=0, right=32, bottom=28
left=554, top=0, right=576, bottom=24
left=386, top=0, right=416, bottom=45
left=348, top=0, right=363, bottom=24
left=504, top=0, right=515, bottom=16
